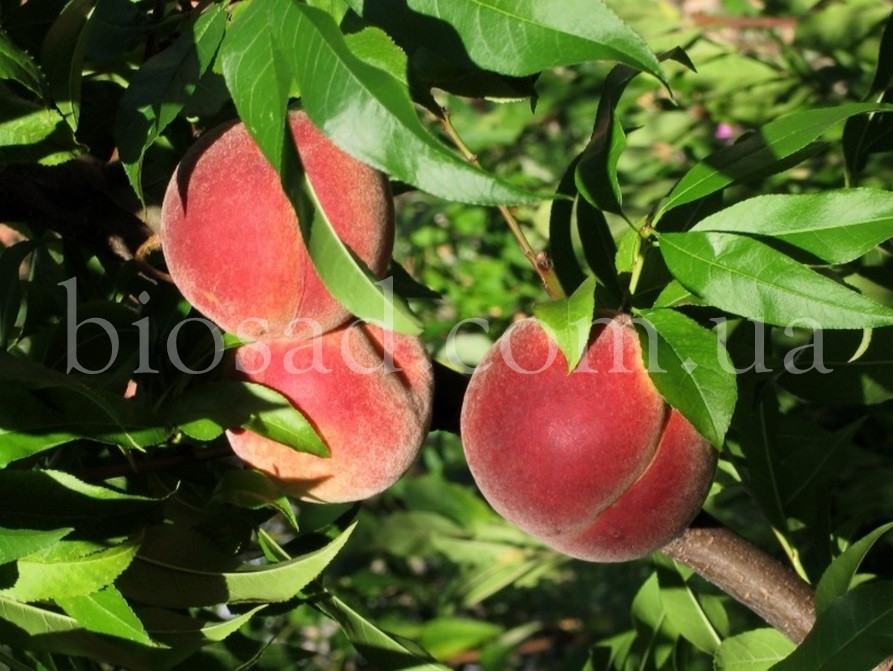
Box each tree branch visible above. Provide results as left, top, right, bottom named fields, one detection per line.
left=662, top=524, right=815, bottom=643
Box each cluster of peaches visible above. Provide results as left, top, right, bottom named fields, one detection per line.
left=160, top=111, right=716, bottom=562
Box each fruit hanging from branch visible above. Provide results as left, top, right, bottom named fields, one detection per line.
left=461, top=314, right=717, bottom=562
left=160, top=110, right=395, bottom=340
left=227, top=323, right=434, bottom=503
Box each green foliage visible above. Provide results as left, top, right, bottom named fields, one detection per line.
left=0, top=0, right=891, bottom=669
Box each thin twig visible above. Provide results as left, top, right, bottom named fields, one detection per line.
left=438, top=109, right=566, bottom=300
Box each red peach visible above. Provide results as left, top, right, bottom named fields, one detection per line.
left=226, top=322, right=432, bottom=503
left=460, top=315, right=716, bottom=562
left=160, top=110, right=394, bottom=340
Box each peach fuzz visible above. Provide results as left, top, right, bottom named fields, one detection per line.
left=460, top=316, right=716, bottom=562
left=226, top=322, right=433, bottom=503
left=160, top=110, right=394, bottom=340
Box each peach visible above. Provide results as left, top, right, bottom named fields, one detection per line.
left=160, top=110, right=394, bottom=340
left=226, top=322, right=433, bottom=503
left=460, top=315, right=716, bottom=562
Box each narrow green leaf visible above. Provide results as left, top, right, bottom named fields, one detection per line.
left=657, top=561, right=722, bottom=654
left=635, top=308, right=737, bottom=447
left=662, top=103, right=893, bottom=214
left=118, top=522, right=355, bottom=607
left=168, top=380, right=329, bottom=457
left=0, top=470, right=163, bottom=535
left=659, top=231, right=893, bottom=328
left=273, top=0, right=539, bottom=206
left=715, top=628, right=795, bottom=671
left=0, top=538, right=139, bottom=602
left=0, top=91, right=81, bottom=165
left=0, top=28, right=48, bottom=100
left=214, top=469, right=299, bottom=532
left=577, top=198, right=622, bottom=302
left=0, top=350, right=168, bottom=449
left=779, top=328, right=893, bottom=406
left=317, top=591, right=449, bottom=670
left=140, top=603, right=267, bottom=644
left=344, top=27, right=409, bottom=86
left=548, top=158, right=587, bottom=293
left=691, top=189, right=893, bottom=264
left=533, top=276, right=596, bottom=372
left=219, top=0, right=291, bottom=171
left=815, top=522, right=893, bottom=615
left=0, top=388, right=82, bottom=467
left=292, top=168, right=424, bottom=334
left=347, top=0, right=665, bottom=83
left=576, top=49, right=693, bottom=217
left=734, top=390, right=787, bottom=531
left=769, top=582, right=893, bottom=671
left=419, top=617, right=503, bottom=662
left=56, top=585, right=158, bottom=647
left=0, top=596, right=152, bottom=668
left=0, top=527, right=72, bottom=566
left=116, top=4, right=227, bottom=200
left=39, top=0, right=95, bottom=131
left=0, top=240, right=36, bottom=347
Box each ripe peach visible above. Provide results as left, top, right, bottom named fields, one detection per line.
left=226, top=322, right=433, bottom=503
left=460, top=315, right=716, bottom=562
left=160, top=110, right=394, bottom=340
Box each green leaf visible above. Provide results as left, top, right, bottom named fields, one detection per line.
left=116, top=3, right=227, bottom=200
left=578, top=198, right=622, bottom=303
left=576, top=48, right=694, bottom=217
left=292, top=170, right=424, bottom=334
left=273, top=0, right=540, bottom=206
left=0, top=596, right=153, bottom=669
left=316, top=591, right=449, bottom=670
left=0, top=28, right=48, bottom=100
left=0, top=350, right=168, bottom=449
left=344, top=26, right=409, bottom=86
left=167, top=380, right=328, bottom=457
left=56, top=585, right=158, bottom=647
left=0, top=240, right=37, bottom=347
left=418, top=617, right=503, bottom=662
left=0, top=538, right=139, bottom=602
left=139, top=603, right=267, bottom=644
left=734, top=390, right=787, bottom=531
left=715, top=628, right=795, bottom=671
left=0, top=387, right=85, bottom=466
left=661, top=103, right=893, bottom=215
left=214, top=469, right=299, bottom=532
left=779, top=328, right=893, bottom=405
left=656, top=560, right=725, bottom=655
left=658, top=231, right=893, bottom=328
left=691, top=189, right=893, bottom=265
left=815, top=522, right=893, bottom=615
left=634, top=308, right=737, bottom=447
left=532, top=275, right=596, bottom=372
left=0, top=90, right=81, bottom=165
left=769, top=582, right=893, bottom=671
left=219, top=0, right=291, bottom=172
left=118, top=522, right=355, bottom=607
left=346, top=0, right=665, bottom=83
left=548, top=158, right=587, bottom=293
left=0, top=527, right=72, bottom=566
left=39, top=0, right=95, bottom=131
left=0, top=470, right=163, bottom=535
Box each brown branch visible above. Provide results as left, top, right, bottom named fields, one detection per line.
left=662, top=525, right=815, bottom=643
